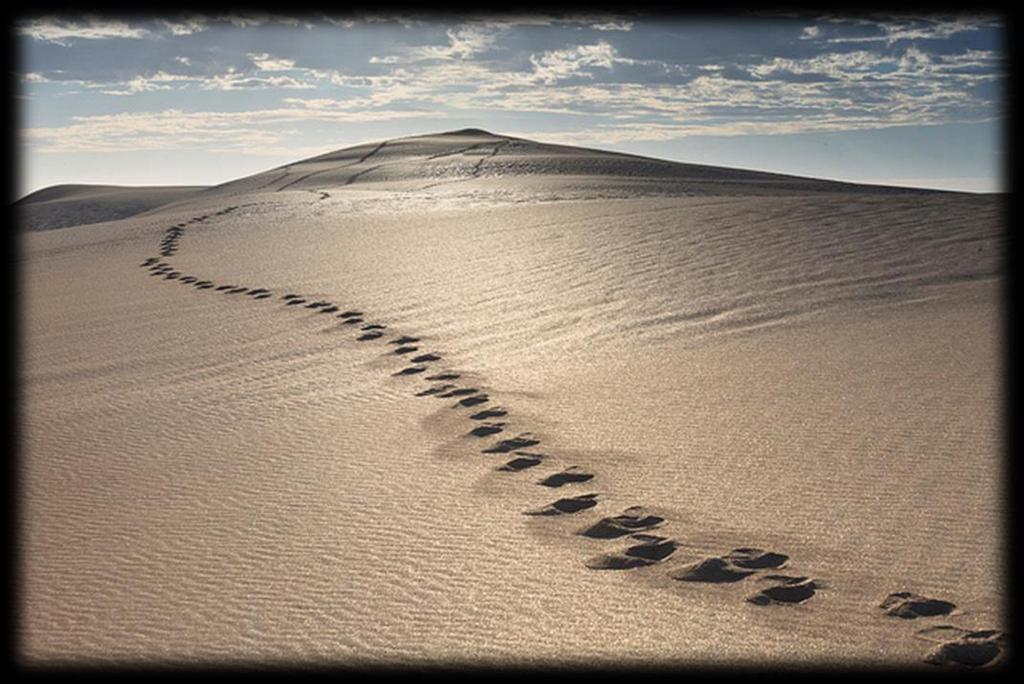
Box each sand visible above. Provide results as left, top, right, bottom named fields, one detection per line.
left=18, top=130, right=1006, bottom=667
left=16, top=184, right=206, bottom=233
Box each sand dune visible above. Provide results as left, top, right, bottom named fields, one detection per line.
left=16, top=184, right=206, bottom=232
left=20, top=130, right=1005, bottom=667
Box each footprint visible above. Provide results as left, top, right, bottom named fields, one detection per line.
left=579, top=507, right=664, bottom=539
left=357, top=332, right=383, bottom=341
left=439, top=388, right=479, bottom=398
left=538, top=466, right=594, bottom=488
left=282, top=294, right=302, bottom=300
left=217, top=285, right=233, bottom=291
left=286, top=299, right=307, bottom=305
left=879, top=592, right=956, bottom=619
left=320, top=306, right=340, bottom=314
left=456, top=394, right=489, bottom=408
left=723, top=548, right=788, bottom=570
left=585, top=536, right=678, bottom=570
left=411, top=354, right=441, bottom=363
left=415, top=384, right=455, bottom=397
left=341, top=318, right=364, bottom=325
left=180, top=276, right=197, bottom=283
left=426, top=372, right=460, bottom=381
left=922, top=629, right=1007, bottom=668
left=669, top=557, right=756, bottom=583
left=197, top=284, right=214, bottom=290
left=254, top=293, right=271, bottom=299
left=468, top=423, right=504, bottom=438
left=497, top=453, right=545, bottom=471
left=390, top=336, right=420, bottom=345
left=306, top=301, right=330, bottom=309
left=747, top=575, right=819, bottom=605
left=525, top=493, right=599, bottom=516
left=229, top=287, right=248, bottom=294
left=362, top=324, right=387, bottom=331
left=394, top=366, right=427, bottom=376
left=483, top=434, right=540, bottom=453
left=393, top=346, right=419, bottom=354
left=338, top=311, right=364, bottom=319
left=470, top=408, right=507, bottom=420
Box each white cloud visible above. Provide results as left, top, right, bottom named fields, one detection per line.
left=408, top=25, right=496, bottom=61
left=160, top=17, right=208, bottom=35
left=19, top=17, right=149, bottom=45
left=200, top=68, right=313, bottom=90
left=248, top=53, right=297, bottom=71
left=590, top=20, right=634, bottom=31
left=25, top=105, right=442, bottom=153
left=529, top=41, right=624, bottom=83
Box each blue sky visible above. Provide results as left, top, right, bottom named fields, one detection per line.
left=16, top=13, right=1006, bottom=196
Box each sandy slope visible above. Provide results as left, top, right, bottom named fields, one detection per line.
left=16, top=184, right=207, bottom=232
left=19, top=131, right=1006, bottom=667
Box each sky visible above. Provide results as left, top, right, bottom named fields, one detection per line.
left=15, top=12, right=1007, bottom=197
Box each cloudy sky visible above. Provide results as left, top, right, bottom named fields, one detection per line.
left=17, top=13, right=1006, bottom=196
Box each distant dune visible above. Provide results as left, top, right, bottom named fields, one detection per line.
left=198, top=128, right=955, bottom=201
left=20, top=130, right=1004, bottom=667
left=16, top=184, right=207, bottom=232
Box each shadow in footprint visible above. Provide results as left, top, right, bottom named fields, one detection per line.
left=393, top=346, right=418, bottom=355
left=724, top=548, right=788, bottom=570
left=919, top=627, right=1007, bottom=668
left=747, top=575, right=819, bottom=605
left=412, top=354, right=441, bottom=363
left=468, top=423, right=504, bottom=438
left=525, top=493, right=599, bottom=516
left=669, top=557, right=756, bottom=583
left=457, top=395, right=489, bottom=408
left=427, top=372, right=460, bottom=381
left=483, top=434, right=539, bottom=453
left=586, top=537, right=678, bottom=570
left=286, top=299, right=307, bottom=305
left=579, top=506, right=664, bottom=539
left=440, top=388, right=478, bottom=397
left=415, top=384, right=454, bottom=397
left=469, top=408, right=507, bottom=420
left=497, top=453, right=545, bottom=471
left=357, top=332, right=383, bottom=341
left=539, top=466, right=594, bottom=488
left=362, top=324, right=387, bottom=331
left=390, top=336, right=420, bottom=345
left=880, top=592, right=956, bottom=619
left=338, top=311, right=364, bottom=319
left=394, top=366, right=427, bottom=376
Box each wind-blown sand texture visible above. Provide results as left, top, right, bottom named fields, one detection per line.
left=20, top=130, right=1006, bottom=667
